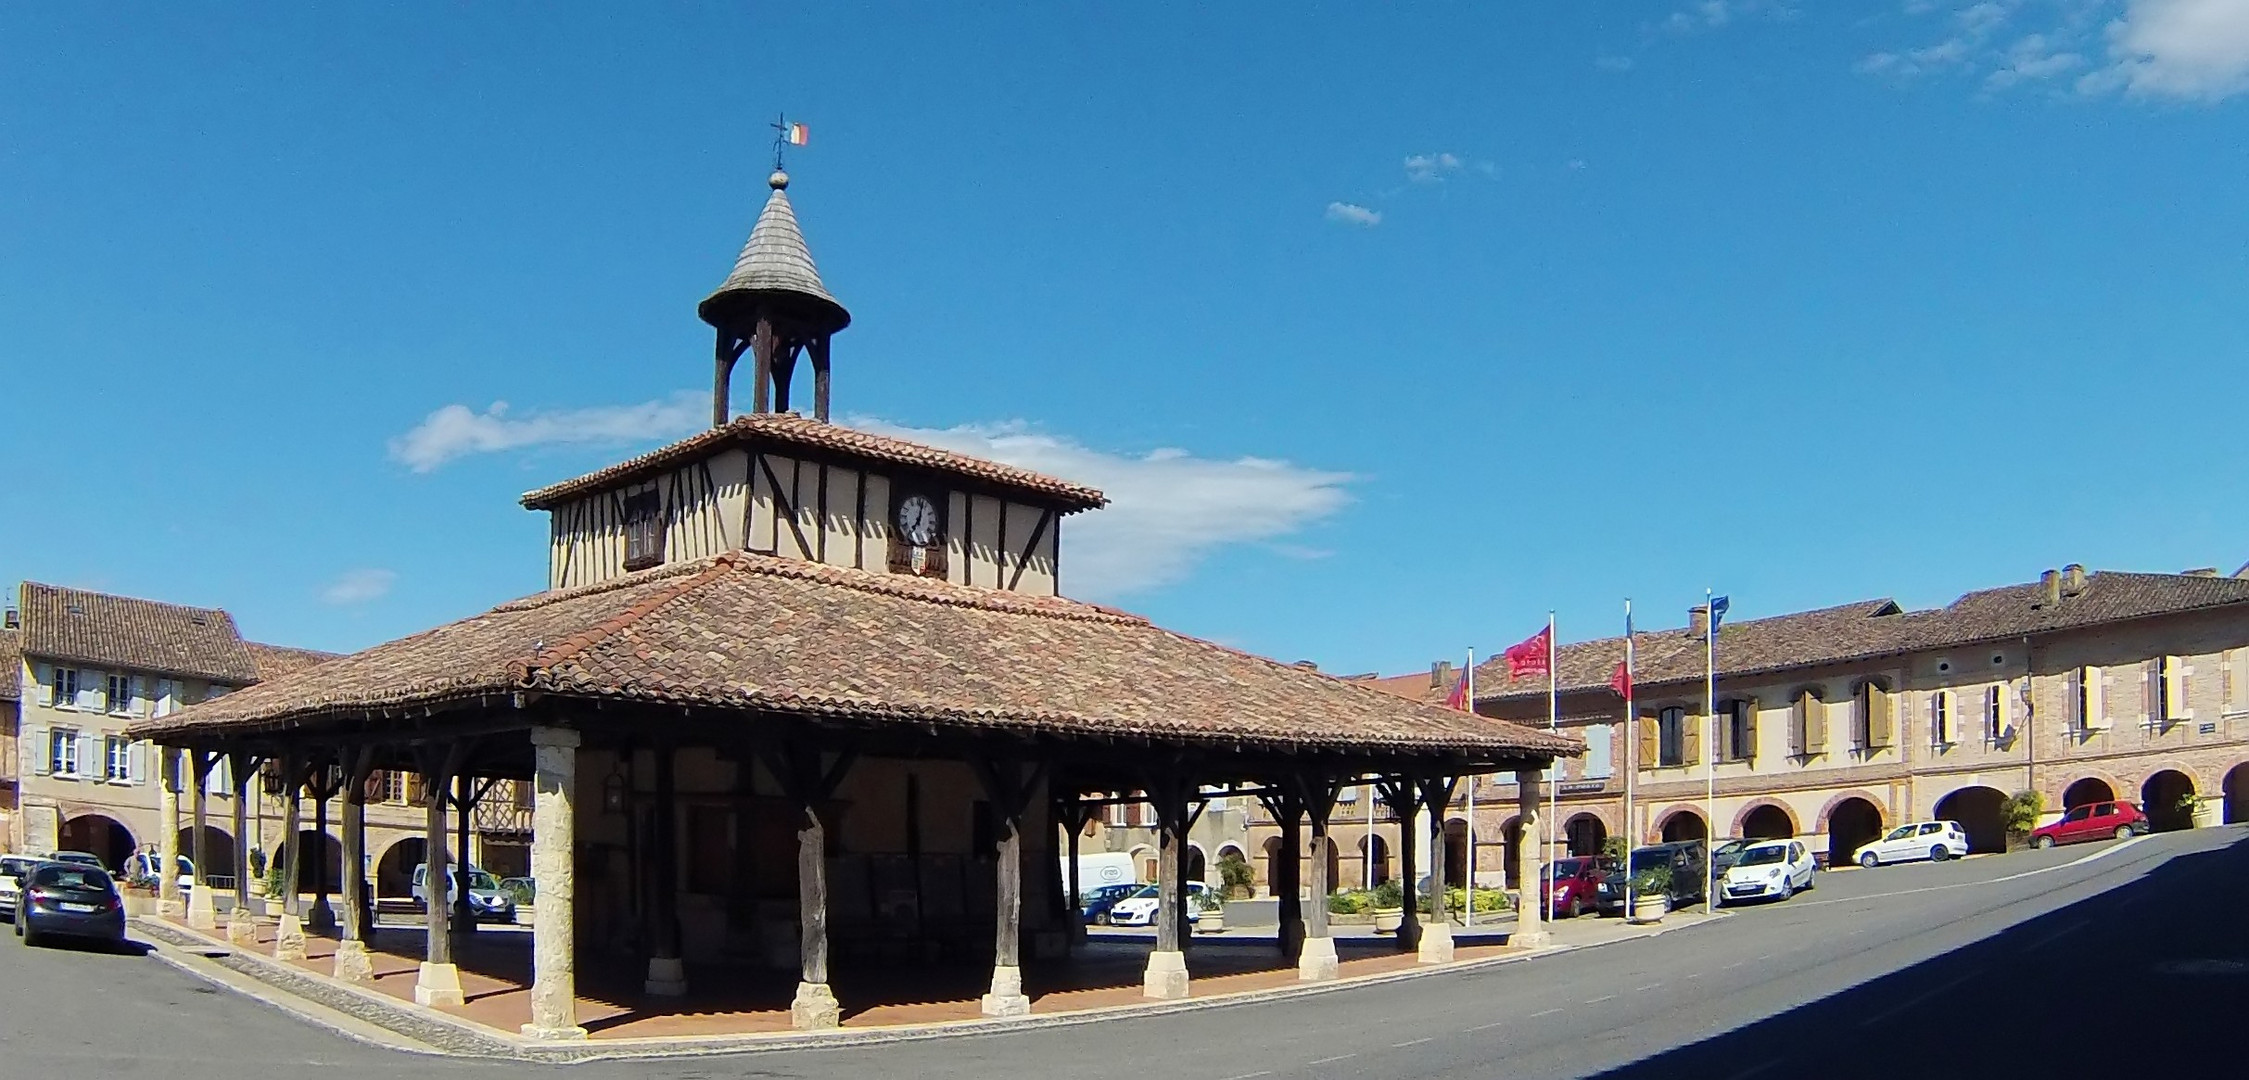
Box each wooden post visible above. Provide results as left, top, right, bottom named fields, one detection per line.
left=275, top=754, right=308, bottom=960
left=415, top=743, right=467, bottom=1006
left=765, top=742, right=854, bottom=1030
left=644, top=745, right=686, bottom=996
left=187, top=751, right=217, bottom=930
left=335, top=748, right=375, bottom=982
left=1379, top=777, right=1421, bottom=951
left=810, top=337, right=832, bottom=422
left=224, top=751, right=255, bottom=945
left=308, top=762, right=336, bottom=935
left=750, top=316, right=775, bottom=415
left=712, top=330, right=744, bottom=427
left=522, top=727, right=587, bottom=1040
left=975, top=759, right=1038, bottom=1017
left=1294, top=774, right=1343, bottom=981
left=1417, top=775, right=1459, bottom=963
left=452, top=773, right=478, bottom=938
left=1276, top=805, right=1303, bottom=958
left=1142, top=775, right=1190, bottom=999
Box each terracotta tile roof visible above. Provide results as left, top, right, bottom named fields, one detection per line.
left=519, top=412, right=1108, bottom=513
left=17, top=582, right=260, bottom=685
left=134, top=552, right=1575, bottom=760
left=244, top=641, right=341, bottom=680
left=0, top=628, right=20, bottom=702
left=1473, top=569, right=2249, bottom=702
left=1352, top=670, right=1449, bottom=705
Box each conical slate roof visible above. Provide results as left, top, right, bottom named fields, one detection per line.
left=698, top=171, right=851, bottom=334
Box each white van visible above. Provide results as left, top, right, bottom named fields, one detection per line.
left=1063, top=852, right=1138, bottom=891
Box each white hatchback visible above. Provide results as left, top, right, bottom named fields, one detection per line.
left=1104, top=881, right=1210, bottom=926
left=1718, top=840, right=1815, bottom=905
left=1852, top=820, right=1970, bottom=868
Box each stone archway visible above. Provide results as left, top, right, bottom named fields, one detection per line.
left=1737, top=802, right=1796, bottom=840
left=1184, top=844, right=1207, bottom=885
left=1933, top=785, right=2008, bottom=854
left=58, top=814, right=136, bottom=871
left=2062, top=776, right=2117, bottom=811
left=1660, top=809, right=1708, bottom=843
left=1563, top=812, right=1608, bottom=857
left=2142, top=770, right=2196, bottom=832
left=1356, top=833, right=1390, bottom=888
left=277, top=830, right=344, bottom=896
left=1824, top=797, right=1883, bottom=868
left=2226, top=763, right=2249, bottom=824
left=1260, top=835, right=1283, bottom=891
left=375, top=836, right=426, bottom=899
left=1499, top=817, right=1523, bottom=888
left=177, top=826, right=237, bottom=880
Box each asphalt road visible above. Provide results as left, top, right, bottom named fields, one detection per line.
left=2, top=828, right=2243, bottom=1079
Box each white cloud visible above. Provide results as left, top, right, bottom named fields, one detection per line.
left=2087, top=0, right=2249, bottom=99
left=848, top=418, right=1353, bottom=600
left=1661, top=0, right=1797, bottom=33
left=1596, top=53, right=1637, bottom=71
left=1324, top=201, right=1383, bottom=227
left=321, top=568, right=397, bottom=606
left=1987, top=33, right=2086, bottom=87
left=1404, top=152, right=1464, bottom=182
left=388, top=391, right=706, bottom=472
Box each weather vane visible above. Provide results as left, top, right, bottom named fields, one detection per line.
left=772, top=113, right=809, bottom=172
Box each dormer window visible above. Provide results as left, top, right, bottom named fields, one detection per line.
left=623, top=489, right=666, bottom=571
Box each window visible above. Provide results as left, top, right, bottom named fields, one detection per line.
left=50, top=729, right=80, bottom=776
left=1789, top=689, right=1826, bottom=756
left=1658, top=706, right=1686, bottom=767
left=1584, top=725, right=1613, bottom=779
left=1722, top=699, right=1756, bottom=762
left=49, top=667, right=80, bottom=709
left=105, top=736, right=132, bottom=781
left=1984, top=685, right=2007, bottom=742
left=623, top=488, right=665, bottom=571
left=1930, top=691, right=1953, bottom=746
left=106, top=674, right=134, bottom=715
left=1853, top=681, right=1893, bottom=750
left=2147, top=656, right=2188, bottom=725
left=2071, top=666, right=2108, bottom=732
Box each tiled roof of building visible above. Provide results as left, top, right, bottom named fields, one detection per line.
left=134, top=552, right=1576, bottom=760
left=18, top=582, right=261, bottom=685
left=1473, top=569, right=2249, bottom=702
left=519, top=412, right=1109, bottom=512
left=244, top=641, right=341, bottom=680
left=0, top=628, right=20, bottom=702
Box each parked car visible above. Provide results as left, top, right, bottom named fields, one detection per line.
left=1541, top=856, right=1615, bottom=919
left=1709, top=838, right=1753, bottom=879
left=0, top=855, right=39, bottom=921
left=1594, top=842, right=1707, bottom=915
left=120, top=852, right=194, bottom=894
left=2029, top=801, right=2150, bottom=848
left=46, top=851, right=106, bottom=870
left=410, top=864, right=517, bottom=923
left=1852, top=820, right=1969, bottom=867
left=1103, top=881, right=1210, bottom=927
left=1717, top=840, right=1816, bottom=905
left=14, top=862, right=126, bottom=947
left=1079, top=882, right=1144, bottom=924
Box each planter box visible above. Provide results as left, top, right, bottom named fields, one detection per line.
left=1196, top=913, right=1225, bottom=934
left=1629, top=896, right=1667, bottom=923
left=1371, top=908, right=1404, bottom=934
left=2192, top=806, right=2222, bottom=830
left=513, top=904, right=535, bottom=926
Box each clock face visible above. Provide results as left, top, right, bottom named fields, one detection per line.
left=897, top=494, right=939, bottom=547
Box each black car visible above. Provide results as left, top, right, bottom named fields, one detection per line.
left=1593, top=841, right=1709, bottom=915
left=14, top=862, right=126, bottom=948
left=1080, top=882, right=1144, bottom=924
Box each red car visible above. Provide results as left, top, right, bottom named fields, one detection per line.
left=1542, top=856, right=1613, bottom=919
left=2029, top=800, right=2151, bottom=848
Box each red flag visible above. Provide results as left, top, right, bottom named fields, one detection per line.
left=1442, top=668, right=1470, bottom=710
left=1504, top=626, right=1552, bottom=679
left=1609, top=661, right=1631, bottom=699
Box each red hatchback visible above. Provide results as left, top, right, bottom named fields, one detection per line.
left=2029, top=800, right=2151, bottom=848
left=1542, top=856, right=1614, bottom=919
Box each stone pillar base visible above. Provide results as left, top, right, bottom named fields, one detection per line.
left=980, top=964, right=1032, bottom=1017
left=1142, top=948, right=1190, bottom=999
left=225, top=911, right=258, bottom=945
left=1297, top=935, right=1340, bottom=981
left=1417, top=922, right=1456, bottom=964
left=308, top=899, right=337, bottom=936
left=791, top=981, right=840, bottom=1029
left=332, top=939, right=375, bottom=982
left=414, top=961, right=466, bottom=1006
left=1511, top=928, right=1552, bottom=949
left=521, top=1022, right=590, bottom=1041
left=644, top=955, right=688, bottom=997
left=274, top=913, right=308, bottom=960
left=187, top=893, right=218, bottom=932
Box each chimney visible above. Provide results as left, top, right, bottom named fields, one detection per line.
left=2183, top=567, right=2220, bottom=578
left=1, top=607, right=15, bottom=630
left=1430, top=659, right=1454, bottom=691
left=2041, top=569, right=2061, bottom=606
left=1687, top=604, right=1709, bottom=639
left=2062, top=564, right=2087, bottom=597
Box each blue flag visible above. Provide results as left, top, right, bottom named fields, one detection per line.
left=1709, top=595, right=1730, bottom=634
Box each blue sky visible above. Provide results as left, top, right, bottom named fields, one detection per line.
left=4, top=2, right=2246, bottom=675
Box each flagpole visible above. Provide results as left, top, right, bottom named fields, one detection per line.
left=1705, top=587, right=1717, bottom=909
left=1622, top=598, right=1636, bottom=919
left=1464, top=648, right=1476, bottom=929
left=1546, top=611, right=1558, bottom=869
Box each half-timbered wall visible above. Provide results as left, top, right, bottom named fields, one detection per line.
left=547, top=446, right=1063, bottom=595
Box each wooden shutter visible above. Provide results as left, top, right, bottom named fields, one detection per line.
left=2084, top=666, right=2109, bottom=729
left=76, top=672, right=102, bottom=712
left=2225, top=652, right=2239, bottom=711
left=2144, top=660, right=2161, bottom=723
left=1639, top=715, right=1659, bottom=770
left=1807, top=692, right=1828, bottom=754
left=27, top=726, right=48, bottom=775
left=1742, top=698, right=1760, bottom=762
left=1682, top=711, right=1703, bottom=765
left=77, top=733, right=98, bottom=777
left=2169, top=657, right=2191, bottom=721
left=1790, top=692, right=1810, bottom=755
left=1866, top=685, right=1893, bottom=747
left=127, top=742, right=147, bottom=785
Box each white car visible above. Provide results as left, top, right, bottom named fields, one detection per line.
left=0, top=855, right=40, bottom=919
left=1716, top=840, right=1815, bottom=905
left=1852, top=820, right=1970, bottom=868
left=1104, top=881, right=1210, bottom=926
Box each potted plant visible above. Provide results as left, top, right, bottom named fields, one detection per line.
left=1628, top=865, right=1671, bottom=923
left=1369, top=878, right=1406, bottom=934
left=2180, top=792, right=2222, bottom=830
left=246, top=848, right=270, bottom=898
left=1194, top=889, right=1226, bottom=933
left=2001, top=790, right=2043, bottom=851
left=1217, top=851, right=1255, bottom=900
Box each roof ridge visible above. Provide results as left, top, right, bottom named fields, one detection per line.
left=718, top=551, right=1148, bottom=624
left=24, top=579, right=235, bottom=621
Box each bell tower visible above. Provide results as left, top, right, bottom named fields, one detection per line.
left=698, top=169, right=851, bottom=426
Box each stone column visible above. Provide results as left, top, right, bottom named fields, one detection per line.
left=1142, top=782, right=1189, bottom=1000
left=980, top=796, right=1031, bottom=1017
left=415, top=755, right=464, bottom=1007
left=1512, top=768, right=1550, bottom=949
left=187, top=752, right=217, bottom=930
left=643, top=746, right=686, bottom=996
left=522, top=728, right=587, bottom=1040
left=790, top=798, right=839, bottom=1029
left=335, top=757, right=374, bottom=982
left=1418, top=781, right=1454, bottom=964
left=224, top=754, right=255, bottom=945
left=158, top=748, right=183, bottom=916
left=274, top=756, right=308, bottom=961
left=1298, top=824, right=1339, bottom=981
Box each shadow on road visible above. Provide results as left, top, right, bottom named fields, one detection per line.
left=1589, top=832, right=2249, bottom=1079
left=16, top=932, right=154, bottom=958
